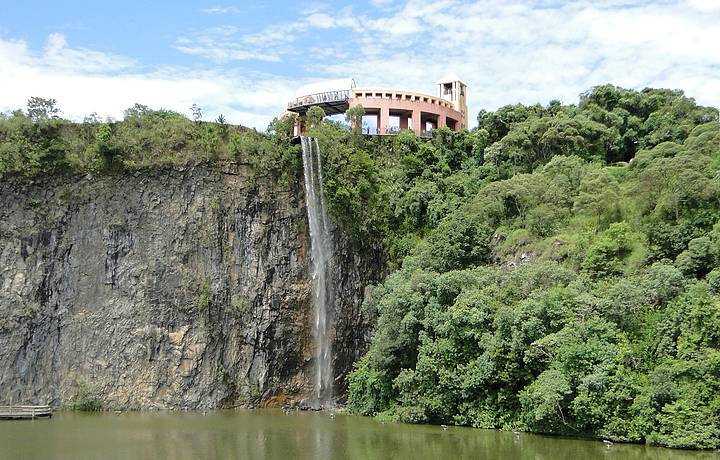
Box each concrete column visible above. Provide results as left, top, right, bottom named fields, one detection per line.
left=399, top=114, right=408, bottom=130
left=438, top=114, right=447, bottom=128
left=379, top=107, right=390, bottom=135
left=412, top=110, right=422, bottom=134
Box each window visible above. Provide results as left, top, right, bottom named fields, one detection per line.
left=361, top=115, right=378, bottom=135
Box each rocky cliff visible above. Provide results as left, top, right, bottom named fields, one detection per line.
left=0, top=162, right=382, bottom=409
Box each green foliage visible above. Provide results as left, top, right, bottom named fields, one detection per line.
left=305, top=106, right=326, bottom=130
left=347, top=355, right=394, bottom=416
left=217, top=116, right=230, bottom=141
left=581, top=222, right=643, bottom=278
left=311, top=119, right=489, bottom=254
left=675, top=236, right=719, bottom=277
left=709, top=269, right=720, bottom=296
left=572, top=168, right=621, bottom=227
left=347, top=85, right=720, bottom=450
left=647, top=262, right=686, bottom=305
left=197, top=281, right=211, bottom=311
left=345, top=105, right=366, bottom=134
left=73, top=380, right=102, bottom=411
left=484, top=112, right=615, bottom=172
left=190, top=103, right=202, bottom=123
left=2, top=86, right=720, bottom=449
left=267, top=113, right=297, bottom=139
left=27, top=97, right=61, bottom=122
left=647, top=398, right=720, bottom=449
left=520, top=368, right=572, bottom=430
left=425, top=211, right=492, bottom=271
left=230, top=296, right=251, bottom=315
left=0, top=100, right=290, bottom=177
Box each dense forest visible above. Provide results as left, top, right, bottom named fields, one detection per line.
left=312, top=85, right=720, bottom=450
left=1, top=85, right=719, bottom=449
left=0, top=98, right=299, bottom=177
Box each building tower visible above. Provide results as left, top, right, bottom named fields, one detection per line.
left=436, top=74, right=468, bottom=130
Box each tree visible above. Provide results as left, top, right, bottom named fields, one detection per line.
left=581, top=222, right=641, bottom=278
left=426, top=211, right=493, bottom=271
left=573, top=168, right=622, bottom=227
left=26, top=97, right=60, bottom=122
left=190, top=103, right=202, bottom=123
left=346, top=105, right=366, bottom=134
left=268, top=114, right=297, bottom=138
left=123, top=103, right=151, bottom=120
left=477, top=103, right=545, bottom=145
left=306, top=106, right=326, bottom=130
left=215, top=114, right=228, bottom=139
left=674, top=236, right=719, bottom=277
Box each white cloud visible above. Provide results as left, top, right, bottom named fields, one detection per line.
left=310, top=0, right=720, bottom=122
left=173, top=0, right=720, bottom=125
left=2, top=1, right=719, bottom=130
left=173, top=7, right=364, bottom=64
left=43, top=33, right=136, bottom=72
left=0, top=34, right=296, bottom=129
left=687, top=0, right=720, bottom=11
left=174, top=36, right=282, bottom=63
left=202, top=6, right=240, bottom=14
left=174, top=27, right=293, bottom=63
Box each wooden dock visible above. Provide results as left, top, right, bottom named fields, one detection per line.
left=0, top=405, right=52, bottom=420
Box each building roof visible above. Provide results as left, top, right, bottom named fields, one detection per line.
left=436, top=73, right=467, bottom=86
left=294, top=78, right=355, bottom=97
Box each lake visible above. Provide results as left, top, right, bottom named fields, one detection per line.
left=0, top=410, right=716, bottom=459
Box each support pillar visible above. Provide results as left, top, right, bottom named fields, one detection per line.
left=399, top=114, right=408, bottom=130
left=379, top=107, right=390, bottom=135
left=438, top=114, right=447, bottom=128
left=412, top=110, right=422, bottom=135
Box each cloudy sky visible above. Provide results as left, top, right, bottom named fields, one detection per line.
left=1, top=0, right=719, bottom=129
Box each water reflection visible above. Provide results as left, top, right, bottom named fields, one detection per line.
left=0, top=410, right=716, bottom=460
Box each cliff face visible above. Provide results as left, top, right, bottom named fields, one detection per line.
left=0, top=163, right=381, bottom=409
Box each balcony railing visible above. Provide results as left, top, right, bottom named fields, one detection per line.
left=357, top=126, right=433, bottom=137
left=288, top=90, right=351, bottom=110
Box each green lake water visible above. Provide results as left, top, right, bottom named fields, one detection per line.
left=0, top=410, right=717, bottom=459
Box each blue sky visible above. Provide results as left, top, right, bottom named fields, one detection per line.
left=1, top=0, right=719, bottom=129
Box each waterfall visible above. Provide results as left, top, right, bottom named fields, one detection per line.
left=300, top=136, right=334, bottom=406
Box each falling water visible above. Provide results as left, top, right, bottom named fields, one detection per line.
left=300, top=136, right=334, bottom=405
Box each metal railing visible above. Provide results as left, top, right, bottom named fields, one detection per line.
left=355, top=127, right=433, bottom=137
left=288, top=90, right=351, bottom=109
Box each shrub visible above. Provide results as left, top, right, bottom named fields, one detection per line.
left=73, top=380, right=102, bottom=411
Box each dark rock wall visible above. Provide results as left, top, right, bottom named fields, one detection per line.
left=0, top=163, right=381, bottom=409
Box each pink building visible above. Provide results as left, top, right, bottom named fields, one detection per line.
left=287, top=76, right=468, bottom=137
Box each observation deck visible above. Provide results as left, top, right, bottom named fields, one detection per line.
left=287, top=90, right=351, bottom=115
left=286, top=76, right=468, bottom=136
